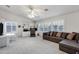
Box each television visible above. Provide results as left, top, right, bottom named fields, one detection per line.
left=0, top=23, right=3, bottom=35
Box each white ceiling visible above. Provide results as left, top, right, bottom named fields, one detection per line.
left=0, top=5, right=79, bottom=21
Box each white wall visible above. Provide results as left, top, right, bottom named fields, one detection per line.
left=0, top=9, right=34, bottom=37
left=36, top=11, right=79, bottom=33
left=65, top=12, right=79, bottom=32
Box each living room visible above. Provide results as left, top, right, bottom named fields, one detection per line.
left=0, top=5, right=79, bottom=54
left=1, top=0, right=79, bottom=58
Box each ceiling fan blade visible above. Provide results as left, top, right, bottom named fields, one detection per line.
left=6, top=5, right=10, bottom=8
left=28, top=5, right=33, bottom=10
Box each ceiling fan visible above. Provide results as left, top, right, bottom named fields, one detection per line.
left=28, top=5, right=34, bottom=10
left=27, top=5, right=40, bottom=18
left=28, top=5, right=48, bottom=11
left=6, top=5, right=11, bottom=8
left=26, top=5, right=48, bottom=19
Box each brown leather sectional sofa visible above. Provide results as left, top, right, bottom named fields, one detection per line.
left=43, top=32, right=79, bottom=54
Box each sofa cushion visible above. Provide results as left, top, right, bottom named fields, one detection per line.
left=51, top=37, right=57, bottom=39
left=51, top=36, right=62, bottom=40
left=61, top=32, right=68, bottom=39
left=59, top=40, right=79, bottom=48
left=75, top=33, right=79, bottom=40
left=47, top=32, right=50, bottom=36
left=53, top=32, right=57, bottom=37
left=50, top=32, right=54, bottom=36
left=56, top=32, right=62, bottom=37
left=67, top=33, right=76, bottom=40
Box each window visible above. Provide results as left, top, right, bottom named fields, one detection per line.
left=6, top=23, right=11, bottom=32
left=58, top=25, right=64, bottom=32
left=12, top=23, right=16, bottom=31
left=38, top=20, right=64, bottom=32
left=53, top=25, right=58, bottom=31
left=6, top=22, right=16, bottom=33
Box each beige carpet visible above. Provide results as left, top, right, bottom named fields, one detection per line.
left=0, top=36, right=66, bottom=54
